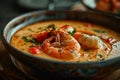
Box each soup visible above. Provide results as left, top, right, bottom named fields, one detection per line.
left=10, top=20, right=120, bottom=62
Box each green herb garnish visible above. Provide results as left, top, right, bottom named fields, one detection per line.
left=47, top=24, right=56, bottom=31
left=93, top=29, right=105, bottom=33
left=28, top=28, right=34, bottom=32
left=68, top=28, right=76, bottom=35
left=29, top=38, right=40, bottom=45
left=22, top=36, right=29, bottom=42
left=96, top=54, right=103, bottom=58
left=77, top=61, right=80, bottom=63
left=21, top=43, right=26, bottom=46
left=22, top=36, right=40, bottom=45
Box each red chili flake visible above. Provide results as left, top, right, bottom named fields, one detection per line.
left=105, top=37, right=116, bottom=44
left=28, top=47, right=40, bottom=54
left=73, top=32, right=81, bottom=40
left=104, top=48, right=108, bottom=51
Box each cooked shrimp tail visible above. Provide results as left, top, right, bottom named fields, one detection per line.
left=40, top=30, right=81, bottom=60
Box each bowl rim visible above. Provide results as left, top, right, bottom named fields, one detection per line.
left=1, top=10, right=120, bottom=65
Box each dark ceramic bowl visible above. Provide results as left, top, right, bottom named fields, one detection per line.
left=1, top=10, right=120, bottom=80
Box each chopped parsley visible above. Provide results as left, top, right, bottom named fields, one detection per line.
left=93, top=29, right=105, bottom=33
left=22, top=36, right=40, bottom=45
left=21, top=43, right=26, bottom=46
left=29, top=38, right=40, bottom=45
left=68, top=28, right=76, bottom=35
left=28, top=28, right=34, bottom=32
left=43, top=28, right=47, bottom=31
left=96, top=54, right=103, bottom=58
left=22, top=36, right=29, bottom=42
left=47, top=24, right=56, bottom=31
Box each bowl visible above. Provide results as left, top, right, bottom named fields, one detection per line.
left=0, top=10, right=120, bottom=80
left=82, top=0, right=120, bottom=17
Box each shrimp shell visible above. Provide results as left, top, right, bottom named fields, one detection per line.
left=40, top=30, right=81, bottom=60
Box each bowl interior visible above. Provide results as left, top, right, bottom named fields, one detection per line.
left=2, top=10, right=120, bottom=62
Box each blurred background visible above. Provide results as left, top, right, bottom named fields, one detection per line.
left=0, top=0, right=85, bottom=29
left=1, top=0, right=120, bottom=29
left=0, top=0, right=120, bottom=29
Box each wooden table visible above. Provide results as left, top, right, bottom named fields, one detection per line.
left=0, top=40, right=120, bottom=80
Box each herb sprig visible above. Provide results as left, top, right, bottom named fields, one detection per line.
left=22, top=36, right=40, bottom=45
left=68, top=28, right=76, bottom=35
left=47, top=24, right=56, bottom=31
left=93, top=29, right=105, bottom=33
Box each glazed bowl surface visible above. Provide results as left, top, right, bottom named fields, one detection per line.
left=1, top=10, right=120, bottom=79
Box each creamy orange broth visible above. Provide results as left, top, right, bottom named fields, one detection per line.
left=10, top=20, right=120, bottom=62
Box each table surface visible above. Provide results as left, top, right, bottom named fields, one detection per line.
left=0, top=0, right=120, bottom=80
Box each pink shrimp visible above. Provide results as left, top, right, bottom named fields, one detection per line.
left=40, top=30, right=81, bottom=60
left=60, top=25, right=102, bottom=49
left=73, top=32, right=103, bottom=49
left=60, top=25, right=103, bottom=49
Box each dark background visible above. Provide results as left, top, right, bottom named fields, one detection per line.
left=0, top=0, right=80, bottom=28
left=0, top=0, right=39, bottom=29
left=0, top=0, right=29, bottom=80
left=0, top=0, right=30, bottom=80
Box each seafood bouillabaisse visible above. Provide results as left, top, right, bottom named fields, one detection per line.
left=10, top=20, right=120, bottom=62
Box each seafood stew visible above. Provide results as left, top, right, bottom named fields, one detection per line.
left=10, top=20, right=120, bottom=62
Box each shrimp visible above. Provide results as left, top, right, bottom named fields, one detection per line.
left=40, top=30, right=81, bottom=60
left=60, top=25, right=103, bottom=49
left=73, top=32, right=103, bottom=49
